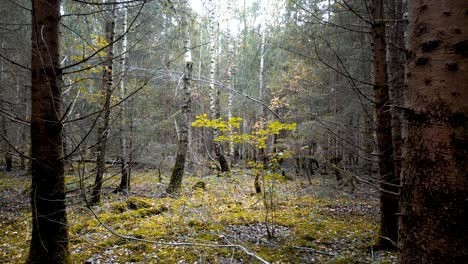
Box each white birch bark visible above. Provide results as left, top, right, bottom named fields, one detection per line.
left=208, top=0, right=229, bottom=172
left=258, top=7, right=268, bottom=166
left=167, top=0, right=193, bottom=193
left=208, top=0, right=217, bottom=122
left=259, top=29, right=266, bottom=114
left=117, top=3, right=130, bottom=192
left=226, top=0, right=235, bottom=159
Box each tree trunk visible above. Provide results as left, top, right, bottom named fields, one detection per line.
left=27, top=0, right=70, bottom=262
left=258, top=20, right=269, bottom=168
left=21, top=75, right=29, bottom=170
left=398, top=1, right=468, bottom=262
left=370, top=0, right=399, bottom=249
left=226, top=0, right=235, bottom=161
left=167, top=0, right=193, bottom=194
left=0, top=101, right=12, bottom=171
left=208, top=0, right=229, bottom=173
left=387, top=0, right=405, bottom=186
left=18, top=75, right=27, bottom=170
left=116, top=5, right=130, bottom=194
left=91, top=5, right=116, bottom=205
left=0, top=41, right=13, bottom=171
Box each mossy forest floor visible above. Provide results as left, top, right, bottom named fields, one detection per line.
left=0, top=165, right=396, bottom=263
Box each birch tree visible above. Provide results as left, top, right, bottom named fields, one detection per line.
left=167, top=0, right=193, bottom=194
left=116, top=4, right=130, bottom=194
left=258, top=12, right=267, bottom=167
left=209, top=0, right=229, bottom=172
left=226, top=0, right=235, bottom=160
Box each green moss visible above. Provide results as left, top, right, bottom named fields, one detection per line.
left=0, top=214, right=30, bottom=263
left=110, top=196, right=154, bottom=213
left=99, top=205, right=168, bottom=224
left=1, top=169, right=395, bottom=264
left=332, top=256, right=359, bottom=264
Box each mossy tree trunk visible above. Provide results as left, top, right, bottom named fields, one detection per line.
left=399, top=0, right=468, bottom=262
left=167, top=0, right=193, bottom=194
left=27, top=0, right=70, bottom=262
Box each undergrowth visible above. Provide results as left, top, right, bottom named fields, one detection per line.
left=0, top=168, right=396, bottom=263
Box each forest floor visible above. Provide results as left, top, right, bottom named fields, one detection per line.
left=0, top=165, right=396, bottom=263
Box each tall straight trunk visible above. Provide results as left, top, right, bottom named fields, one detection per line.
left=116, top=4, right=130, bottom=193
left=387, top=0, right=405, bottom=185
left=91, top=5, right=116, bottom=205
left=259, top=30, right=265, bottom=117
left=258, top=25, right=269, bottom=167
left=17, top=76, right=27, bottom=169
left=167, top=0, right=193, bottom=194
left=128, top=99, right=134, bottom=179
left=227, top=79, right=235, bottom=159
left=399, top=1, right=468, bottom=262
left=226, top=0, right=235, bottom=161
left=22, top=75, right=30, bottom=170
left=370, top=0, right=399, bottom=249
left=194, top=25, right=204, bottom=161
left=208, top=0, right=229, bottom=173
left=27, top=0, right=70, bottom=262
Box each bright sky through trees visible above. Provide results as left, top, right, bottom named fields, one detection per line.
left=190, top=0, right=283, bottom=36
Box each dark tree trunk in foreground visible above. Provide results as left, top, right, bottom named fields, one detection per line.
left=91, top=6, right=116, bottom=205
left=370, top=0, right=399, bottom=249
left=27, top=0, right=70, bottom=262
left=167, top=0, right=193, bottom=194
left=398, top=0, right=468, bottom=263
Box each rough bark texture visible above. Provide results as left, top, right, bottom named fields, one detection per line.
left=208, top=0, right=229, bottom=173
left=27, top=0, right=70, bottom=262
left=167, top=0, right=192, bottom=194
left=398, top=1, right=468, bottom=263
left=91, top=6, right=116, bottom=205
left=370, top=0, right=399, bottom=249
